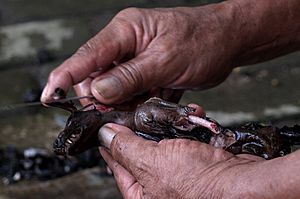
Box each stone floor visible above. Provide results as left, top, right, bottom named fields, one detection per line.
left=0, top=0, right=299, bottom=198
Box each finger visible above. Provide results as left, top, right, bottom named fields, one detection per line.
left=91, top=52, right=163, bottom=104
left=74, top=70, right=106, bottom=106
left=100, top=147, right=142, bottom=198
left=74, top=78, right=93, bottom=106
left=98, top=123, right=157, bottom=175
left=187, top=103, right=206, bottom=117
left=41, top=23, right=135, bottom=103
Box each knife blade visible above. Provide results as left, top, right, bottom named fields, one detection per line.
left=0, top=95, right=94, bottom=111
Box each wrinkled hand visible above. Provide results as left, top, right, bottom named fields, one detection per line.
left=41, top=3, right=240, bottom=105
left=99, top=123, right=265, bottom=199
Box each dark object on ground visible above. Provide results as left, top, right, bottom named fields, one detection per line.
left=0, top=146, right=103, bottom=185
left=51, top=97, right=300, bottom=159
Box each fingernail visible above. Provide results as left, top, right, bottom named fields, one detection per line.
left=98, top=125, right=117, bottom=148
left=93, top=77, right=122, bottom=99
left=41, top=83, right=50, bottom=102
left=53, top=87, right=66, bottom=100
left=41, top=86, right=65, bottom=103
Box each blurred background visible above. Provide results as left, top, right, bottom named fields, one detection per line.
left=0, top=0, right=299, bottom=198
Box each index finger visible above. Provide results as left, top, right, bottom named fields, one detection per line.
left=41, top=23, right=134, bottom=103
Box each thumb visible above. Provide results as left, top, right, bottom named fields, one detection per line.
left=91, top=52, right=162, bottom=104
left=98, top=123, right=157, bottom=177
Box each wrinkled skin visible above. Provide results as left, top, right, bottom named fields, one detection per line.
left=53, top=97, right=299, bottom=159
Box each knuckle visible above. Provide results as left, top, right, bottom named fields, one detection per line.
left=112, top=8, right=140, bottom=33
left=76, top=39, right=98, bottom=56
left=212, top=148, right=231, bottom=161
left=47, top=61, right=75, bottom=86
left=48, top=68, right=64, bottom=84
left=48, top=69, right=58, bottom=82
left=116, top=7, right=143, bottom=19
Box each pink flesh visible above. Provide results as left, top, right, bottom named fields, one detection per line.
left=95, top=104, right=113, bottom=112
left=82, top=103, right=113, bottom=112
left=188, top=115, right=220, bottom=134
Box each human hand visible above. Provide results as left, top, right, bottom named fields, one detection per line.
left=98, top=123, right=265, bottom=199
left=41, top=3, right=241, bottom=105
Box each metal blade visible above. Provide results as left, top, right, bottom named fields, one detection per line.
left=0, top=95, right=94, bottom=111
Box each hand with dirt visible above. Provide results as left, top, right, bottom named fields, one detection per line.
left=41, top=0, right=300, bottom=198
left=41, top=0, right=299, bottom=105
left=99, top=123, right=300, bottom=199
left=41, top=6, right=235, bottom=105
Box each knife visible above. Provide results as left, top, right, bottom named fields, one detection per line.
left=0, top=95, right=94, bottom=111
